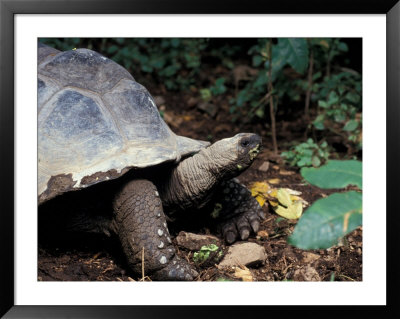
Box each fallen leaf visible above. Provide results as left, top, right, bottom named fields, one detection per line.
left=233, top=266, right=253, bottom=281
left=276, top=189, right=293, bottom=207
left=257, top=230, right=269, bottom=239
left=274, top=201, right=303, bottom=219
left=284, top=188, right=302, bottom=196
left=268, top=178, right=281, bottom=184
left=280, top=169, right=295, bottom=176
left=249, top=181, right=272, bottom=207
left=180, top=115, right=194, bottom=121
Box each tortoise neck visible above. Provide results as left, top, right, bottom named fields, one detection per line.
left=159, top=147, right=233, bottom=212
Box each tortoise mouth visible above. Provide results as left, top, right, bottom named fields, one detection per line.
left=249, top=144, right=261, bottom=161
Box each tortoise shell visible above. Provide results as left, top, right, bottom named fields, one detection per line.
left=38, top=43, right=208, bottom=204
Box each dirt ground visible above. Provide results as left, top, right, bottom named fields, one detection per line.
left=38, top=64, right=362, bottom=282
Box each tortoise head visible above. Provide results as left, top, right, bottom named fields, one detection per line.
left=206, top=133, right=262, bottom=177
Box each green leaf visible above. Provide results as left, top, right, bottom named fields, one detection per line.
left=275, top=38, right=309, bottom=74
left=327, top=91, right=339, bottom=106
left=193, top=244, right=222, bottom=265
left=107, top=45, right=119, bottom=54
left=345, top=92, right=360, bottom=104
left=313, top=114, right=325, bottom=130
left=301, top=160, right=362, bottom=189
left=252, top=55, right=264, bottom=67
left=200, top=88, right=212, bottom=101
left=312, top=156, right=321, bottom=167
left=318, top=100, right=328, bottom=108
left=297, top=156, right=312, bottom=167
left=343, top=120, right=359, bottom=132
left=288, top=191, right=362, bottom=249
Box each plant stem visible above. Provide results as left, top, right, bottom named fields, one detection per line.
left=305, top=47, right=314, bottom=121
left=267, top=39, right=278, bottom=155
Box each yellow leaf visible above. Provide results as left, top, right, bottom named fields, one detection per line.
left=249, top=181, right=272, bottom=207
left=249, top=181, right=270, bottom=195
left=274, top=201, right=303, bottom=219
left=233, top=266, right=253, bottom=281
left=278, top=188, right=308, bottom=207
left=266, top=188, right=279, bottom=206
left=269, top=188, right=278, bottom=197
left=276, top=188, right=292, bottom=207
left=254, top=195, right=266, bottom=207
left=290, top=195, right=309, bottom=207
left=269, top=200, right=279, bottom=207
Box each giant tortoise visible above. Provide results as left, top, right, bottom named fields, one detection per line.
left=38, top=42, right=264, bottom=280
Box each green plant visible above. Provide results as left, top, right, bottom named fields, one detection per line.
left=288, top=160, right=362, bottom=249
left=312, top=71, right=362, bottom=152
left=199, top=77, right=227, bottom=102
left=281, top=138, right=330, bottom=168
left=193, top=244, right=223, bottom=267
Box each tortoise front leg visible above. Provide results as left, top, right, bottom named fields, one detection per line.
left=112, top=179, right=198, bottom=280
left=212, top=179, right=265, bottom=244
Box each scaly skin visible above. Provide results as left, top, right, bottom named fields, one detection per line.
left=113, top=179, right=198, bottom=280
left=158, top=133, right=263, bottom=244
left=213, top=179, right=265, bottom=244
left=159, top=133, right=261, bottom=212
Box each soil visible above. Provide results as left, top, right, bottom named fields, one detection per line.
left=38, top=64, right=362, bottom=282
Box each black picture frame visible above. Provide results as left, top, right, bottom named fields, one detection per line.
left=1, top=0, right=399, bottom=318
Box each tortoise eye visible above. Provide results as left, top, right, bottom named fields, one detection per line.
left=241, top=140, right=250, bottom=147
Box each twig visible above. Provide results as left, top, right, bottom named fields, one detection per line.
left=142, top=247, right=145, bottom=281
left=267, top=39, right=278, bottom=155
left=338, top=274, right=355, bottom=281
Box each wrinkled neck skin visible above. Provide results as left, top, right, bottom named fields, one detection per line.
left=158, top=142, right=242, bottom=212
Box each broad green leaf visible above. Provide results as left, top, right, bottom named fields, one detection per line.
left=275, top=38, right=309, bottom=74
left=269, top=49, right=286, bottom=81
left=301, top=160, right=362, bottom=189
left=288, top=191, right=362, bottom=249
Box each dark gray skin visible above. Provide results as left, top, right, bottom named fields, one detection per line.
left=110, top=133, right=264, bottom=280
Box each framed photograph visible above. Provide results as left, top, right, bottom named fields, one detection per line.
left=1, top=0, right=398, bottom=317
